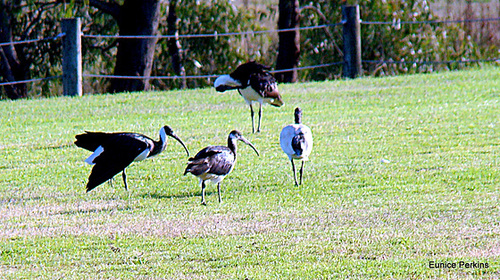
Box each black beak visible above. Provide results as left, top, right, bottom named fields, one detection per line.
left=169, top=134, right=190, bottom=156
left=239, top=136, right=260, bottom=156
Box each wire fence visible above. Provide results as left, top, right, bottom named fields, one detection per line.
left=0, top=33, right=64, bottom=48
left=361, top=17, right=500, bottom=25
left=363, top=57, right=500, bottom=65
left=82, top=23, right=342, bottom=40
left=0, top=33, right=64, bottom=87
left=1, top=16, right=499, bottom=89
left=360, top=17, right=500, bottom=67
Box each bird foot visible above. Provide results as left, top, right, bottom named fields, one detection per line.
left=201, top=201, right=207, bottom=206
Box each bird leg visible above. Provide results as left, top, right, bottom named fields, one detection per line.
left=291, top=160, right=299, bottom=186
left=200, top=180, right=207, bottom=205
left=217, top=183, right=222, bottom=203
left=299, top=161, right=305, bottom=185
left=108, top=178, right=114, bottom=188
left=122, top=170, right=128, bottom=190
left=249, top=104, right=255, bottom=134
left=257, top=103, right=262, bottom=133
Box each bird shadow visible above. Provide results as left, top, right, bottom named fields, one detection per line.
left=138, top=191, right=193, bottom=200
left=138, top=190, right=218, bottom=200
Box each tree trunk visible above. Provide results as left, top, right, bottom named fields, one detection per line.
left=108, top=0, right=161, bottom=93
left=0, top=0, right=28, bottom=99
left=167, top=0, right=186, bottom=88
left=276, top=0, right=300, bottom=83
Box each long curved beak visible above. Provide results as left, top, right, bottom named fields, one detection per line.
left=239, top=136, right=260, bottom=156
left=169, top=134, right=190, bottom=156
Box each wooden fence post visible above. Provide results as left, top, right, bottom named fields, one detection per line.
left=342, top=5, right=362, bottom=79
left=62, top=18, right=82, bottom=96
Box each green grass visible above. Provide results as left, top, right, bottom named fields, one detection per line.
left=0, top=66, right=499, bottom=279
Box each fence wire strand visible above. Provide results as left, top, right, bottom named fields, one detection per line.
left=0, top=34, right=64, bottom=87
left=0, top=75, right=62, bottom=87
left=83, top=63, right=342, bottom=80
left=2, top=16, right=500, bottom=88
left=82, top=23, right=342, bottom=40
left=362, top=17, right=500, bottom=25
left=0, top=33, right=64, bottom=48
left=363, top=58, right=500, bottom=65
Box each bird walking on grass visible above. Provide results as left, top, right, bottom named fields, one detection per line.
left=75, top=126, right=189, bottom=192
left=214, top=61, right=284, bottom=133
left=184, top=130, right=259, bottom=205
left=280, top=107, right=313, bottom=186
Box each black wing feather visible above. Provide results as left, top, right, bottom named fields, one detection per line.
left=82, top=133, right=150, bottom=192
left=184, top=146, right=234, bottom=176
left=249, top=73, right=277, bottom=97
left=291, top=134, right=305, bottom=157
left=86, top=151, right=134, bottom=192
left=249, top=72, right=283, bottom=107
left=207, top=150, right=234, bottom=175
left=75, top=132, right=110, bottom=152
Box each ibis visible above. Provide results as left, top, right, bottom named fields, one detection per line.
left=75, top=126, right=189, bottom=192
left=280, top=107, right=313, bottom=186
left=214, top=61, right=284, bottom=133
left=183, top=130, right=259, bottom=205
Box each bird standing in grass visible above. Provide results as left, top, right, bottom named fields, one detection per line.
left=184, top=130, right=259, bottom=205
left=280, top=107, right=313, bottom=186
left=214, top=61, right=284, bottom=133
left=75, top=126, right=189, bottom=192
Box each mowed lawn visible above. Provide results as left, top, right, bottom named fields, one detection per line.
left=0, top=66, right=499, bottom=279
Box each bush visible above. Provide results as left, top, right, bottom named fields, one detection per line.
left=299, top=0, right=498, bottom=79
left=1, top=0, right=498, bottom=98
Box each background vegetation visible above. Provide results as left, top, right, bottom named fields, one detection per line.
left=0, top=66, right=499, bottom=278
left=0, top=0, right=499, bottom=98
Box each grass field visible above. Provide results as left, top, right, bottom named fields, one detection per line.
left=0, top=66, right=499, bottom=279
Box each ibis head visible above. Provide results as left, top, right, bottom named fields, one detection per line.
left=162, top=125, right=190, bottom=156
left=229, top=130, right=260, bottom=156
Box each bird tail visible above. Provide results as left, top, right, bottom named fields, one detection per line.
left=184, top=159, right=210, bottom=176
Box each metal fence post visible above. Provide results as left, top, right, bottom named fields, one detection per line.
left=62, top=18, right=82, bottom=96
left=342, top=5, right=362, bottom=79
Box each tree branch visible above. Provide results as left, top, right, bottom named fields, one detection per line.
left=88, top=0, right=121, bottom=20
left=299, top=5, right=343, bottom=57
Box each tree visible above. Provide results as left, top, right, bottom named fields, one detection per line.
left=167, top=0, right=186, bottom=88
left=87, top=0, right=161, bottom=93
left=0, top=0, right=29, bottom=99
left=275, top=0, right=300, bottom=83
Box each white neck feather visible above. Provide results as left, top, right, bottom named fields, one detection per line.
left=214, top=75, right=242, bottom=88
left=159, top=127, right=167, bottom=144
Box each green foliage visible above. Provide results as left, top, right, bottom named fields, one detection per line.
left=299, top=0, right=498, bottom=79
left=2, top=1, right=64, bottom=98
left=1, top=0, right=498, bottom=98
left=151, top=0, right=275, bottom=90
left=0, top=1, right=117, bottom=98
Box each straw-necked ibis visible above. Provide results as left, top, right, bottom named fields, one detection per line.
left=280, top=107, right=313, bottom=186
left=75, top=126, right=189, bottom=192
left=214, top=61, right=284, bottom=133
left=183, top=130, right=259, bottom=205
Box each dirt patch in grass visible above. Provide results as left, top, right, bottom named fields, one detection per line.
left=2, top=198, right=499, bottom=259
left=0, top=200, right=309, bottom=239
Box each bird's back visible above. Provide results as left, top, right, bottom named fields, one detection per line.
left=184, top=146, right=235, bottom=177
left=280, top=124, right=313, bottom=160
left=75, top=132, right=112, bottom=152
left=247, top=72, right=283, bottom=107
